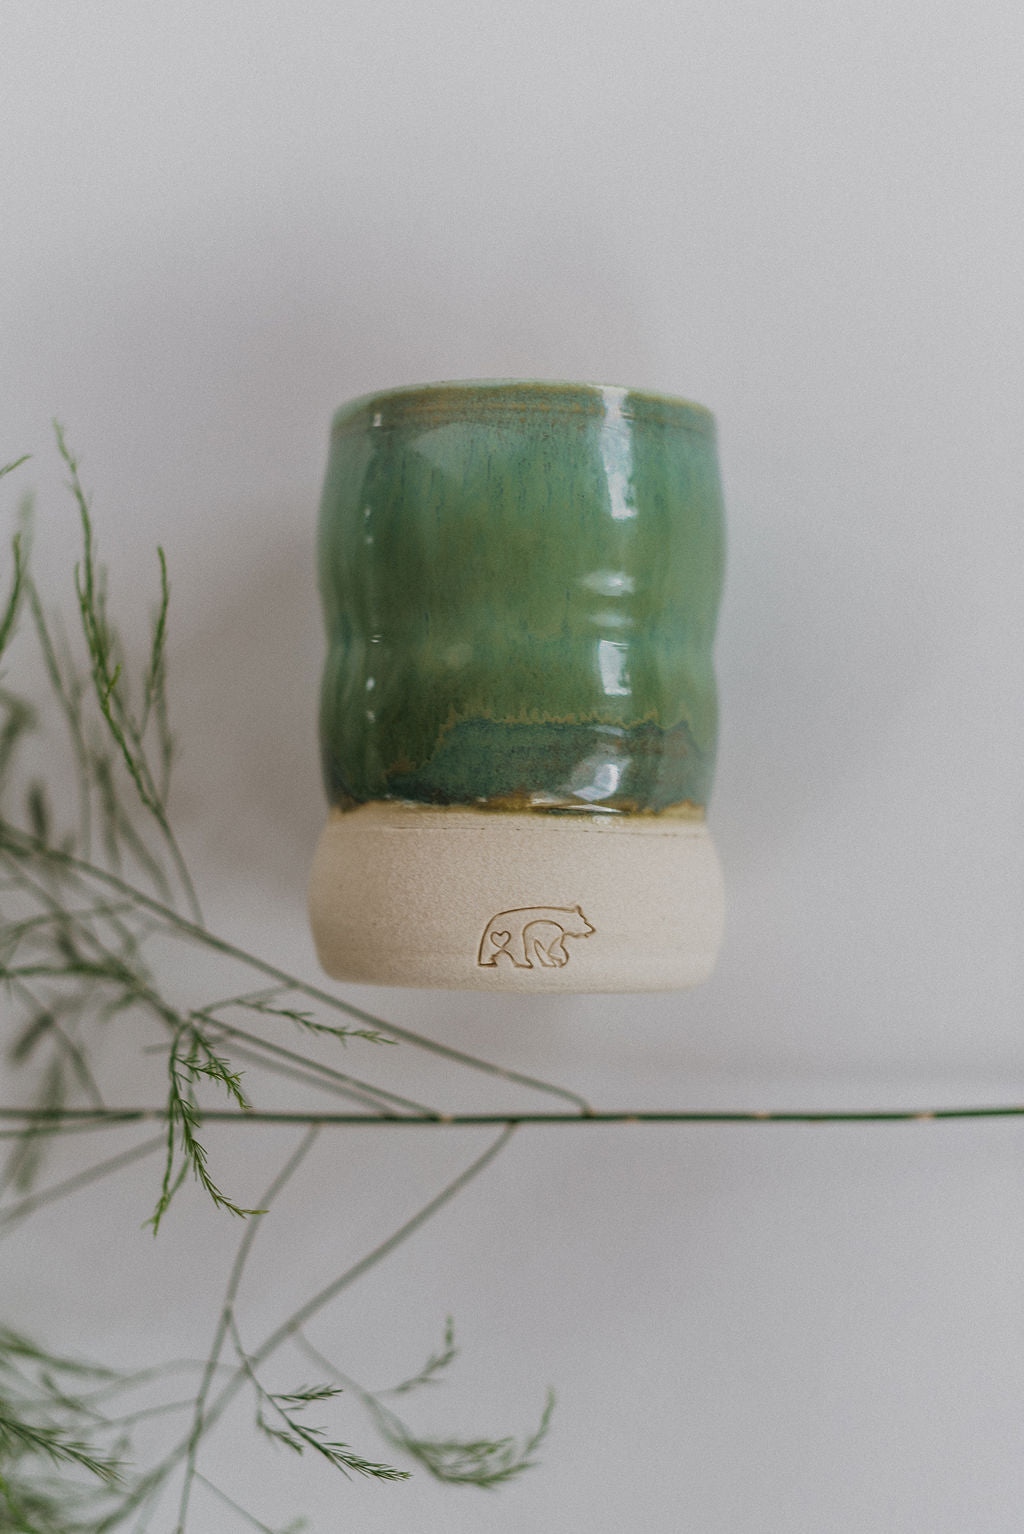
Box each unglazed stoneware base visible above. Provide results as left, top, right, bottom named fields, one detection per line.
left=308, top=804, right=725, bottom=993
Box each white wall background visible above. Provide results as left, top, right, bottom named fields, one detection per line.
left=3, top=2, right=1024, bottom=1529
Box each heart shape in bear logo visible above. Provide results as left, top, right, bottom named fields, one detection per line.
left=490, top=930, right=511, bottom=947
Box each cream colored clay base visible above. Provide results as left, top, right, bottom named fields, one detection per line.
left=308, top=803, right=725, bottom=993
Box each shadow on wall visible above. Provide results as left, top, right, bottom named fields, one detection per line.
left=137, top=212, right=658, bottom=905
left=169, top=515, right=325, bottom=901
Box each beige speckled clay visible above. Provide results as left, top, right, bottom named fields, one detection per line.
left=309, top=805, right=724, bottom=993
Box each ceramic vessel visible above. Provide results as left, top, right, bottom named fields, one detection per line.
left=308, top=380, right=726, bottom=991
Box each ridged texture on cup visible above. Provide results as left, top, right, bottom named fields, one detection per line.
left=317, top=380, right=725, bottom=815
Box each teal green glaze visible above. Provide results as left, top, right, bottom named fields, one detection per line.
left=317, top=380, right=725, bottom=814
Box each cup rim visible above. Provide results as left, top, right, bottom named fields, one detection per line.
left=330, top=378, right=716, bottom=438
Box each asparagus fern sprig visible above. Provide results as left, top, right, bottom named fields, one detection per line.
left=0, top=435, right=552, bottom=1529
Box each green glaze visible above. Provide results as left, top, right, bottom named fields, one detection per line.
left=317, top=380, right=725, bottom=815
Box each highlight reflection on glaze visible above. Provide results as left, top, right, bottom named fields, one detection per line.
left=317, top=380, right=725, bottom=816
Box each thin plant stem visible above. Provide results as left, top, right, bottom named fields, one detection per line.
left=200, top=1033, right=416, bottom=1116
left=4, top=974, right=106, bottom=1108
left=103, top=1398, right=196, bottom=1430
left=4, top=1104, right=1024, bottom=1127
left=231, top=1125, right=515, bottom=1382
left=197, top=1015, right=441, bottom=1119
left=175, top=1127, right=321, bottom=1533
left=0, top=1115, right=146, bottom=1139
left=44, top=1360, right=234, bottom=1412
left=148, top=1129, right=515, bottom=1521
left=25, top=579, right=93, bottom=858
left=192, top=1471, right=282, bottom=1534
left=0, top=1133, right=166, bottom=1236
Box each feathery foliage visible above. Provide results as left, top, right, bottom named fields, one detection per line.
left=295, top=1327, right=554, bottom=1490
left=0, top=437, right=555, bottom=1529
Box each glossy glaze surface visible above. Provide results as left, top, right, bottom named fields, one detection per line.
left=317, top=380, right=725, bottom=814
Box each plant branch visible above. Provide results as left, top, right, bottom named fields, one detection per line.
left=2, top=1104, right=1022, bottom=1127
left=54, top=423, right=202, bottom=923
left=0, top=1135, right=166, bottom=1237
left=161, top=1123, right=517, bottom=1513
left=174, top=1128, right=321, bottom=1532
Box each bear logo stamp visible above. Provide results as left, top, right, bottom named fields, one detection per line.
left=477, top=906, right=595, bottom=970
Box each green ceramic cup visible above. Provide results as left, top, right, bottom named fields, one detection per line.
left=317, top=380, right=725, bottom=818
left=309, top=379, right=727, bottom=992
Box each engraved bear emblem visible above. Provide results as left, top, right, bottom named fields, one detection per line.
left=477, top=906, right=595, bottom=970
